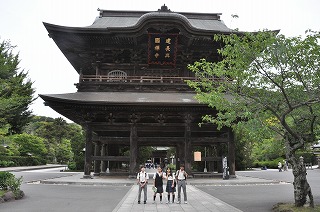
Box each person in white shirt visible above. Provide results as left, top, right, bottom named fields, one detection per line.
left=176, top=164, right=188, bottom=204
left=165, top=167, right=176, bottom=203
left=137, top=166, right=149, bottom=204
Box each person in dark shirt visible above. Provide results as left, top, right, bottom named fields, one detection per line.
left=153, top=167, right=165, bottom=204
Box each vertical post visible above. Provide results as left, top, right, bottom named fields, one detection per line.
left=129, top=123, right=138, bottom=177
left=176, top=144, right=180, bottom=170
left=101, top=144, right=106, bottom=173
left=84, top=126, right=93, bottom=178
left=79, top=68, right=83, bottom=83
left=93, top=141, right=101, bottom=176
left=95, top=65, right=99, bottom=76
left=228, top=128, right=236, bottom=177
left=204, top=146, right=207, bottom=172
left=217, top=143, right=223, bottom=173
left=184, top=113, right=192, bottom=174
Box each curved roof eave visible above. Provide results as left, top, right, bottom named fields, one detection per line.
left=43, top=12, right=236, bottom=36
left=39, top=92, right=203, bottom=106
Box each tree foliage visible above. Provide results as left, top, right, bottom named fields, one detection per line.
left=0, top=39, right=36, bottom=134
left=11, top=133, right=47, bottom=157
left=23, top=116, right=85, bottom=166
left=188, top=31, right=320, bottom=207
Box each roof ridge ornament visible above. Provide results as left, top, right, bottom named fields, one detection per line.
left=158, top=4, right=171, bottom=12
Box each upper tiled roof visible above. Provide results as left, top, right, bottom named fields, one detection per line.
left=84, top=6, right=233, bottom=33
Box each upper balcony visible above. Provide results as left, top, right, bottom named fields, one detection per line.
left=75, top=69, right=225, bottom=93
left=76, top=73, right=197, bottom=92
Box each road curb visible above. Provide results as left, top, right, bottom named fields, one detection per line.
left=39, top=180, right=135, bottom=186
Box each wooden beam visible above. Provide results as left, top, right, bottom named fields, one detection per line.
left=200, top=156, right=222, bottom=162
left=92, top=156, right=130, bottom=161
left=92, top=136, right=228, bottom=145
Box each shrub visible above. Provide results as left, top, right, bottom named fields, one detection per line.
left=254, top=158, right=285, bottom=169
left=6, top=175, right=23, bottom=196
left=0, top=156, right=46, bottom=166
left=68, top=162, right=77, bottom=170
left=0, top=171, right=23, bottom=198
left=0, top=160, right=15, bottom=167
left=0, top=172, right=14, bottom=190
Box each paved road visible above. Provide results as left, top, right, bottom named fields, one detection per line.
left=0, top=184, right=130, bottom=212
left=0, top=168, right=131, bottom=212
left=197, top=168, right=320, bottom=212
left=11, top=167, right=77, bottom=183
left=0, top=166, right=319, bottom=212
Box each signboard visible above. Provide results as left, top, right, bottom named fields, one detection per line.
left=148, top=33, right=178, bottom=66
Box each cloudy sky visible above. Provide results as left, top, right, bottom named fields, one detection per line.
left=1, top=0, right=319, bottom=121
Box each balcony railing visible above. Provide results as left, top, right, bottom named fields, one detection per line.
left=80, top=75, right=199, bottom=84
left=79, top=75, right=223, bottom=84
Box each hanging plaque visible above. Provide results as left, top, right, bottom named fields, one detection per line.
left=148, top=33, right=178, bottom=66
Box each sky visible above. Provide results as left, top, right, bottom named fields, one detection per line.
left=1, top=0, right=320, bottom=122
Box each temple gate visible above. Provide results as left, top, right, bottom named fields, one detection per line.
left=40, top=5, right=237, bottom=178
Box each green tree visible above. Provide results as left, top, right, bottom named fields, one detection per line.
left=11, top=133, right=47, bottom=157
left=68, top=124, right=85, bottom=170
left=188, top=31, right=320, bottom=207
left=252, top=138, right=285, bottom=162
left=233, top=117, right=276, bottom=170
left=24, top=116, right=85, bottom=167
left=55, top=138, right=73, bottom=164
left=0, top=39, right=36, bottom=134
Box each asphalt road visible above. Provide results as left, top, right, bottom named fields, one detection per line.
left=197, top=168, right=320, bottom=212
left=0, top=168, right=131, bottom=212
left=0, top=167, right=319, bottom=212
left=10, top=167, right=77, bottom=183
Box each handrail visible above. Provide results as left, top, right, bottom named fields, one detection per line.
left=79, top=75, right=219, bottom=83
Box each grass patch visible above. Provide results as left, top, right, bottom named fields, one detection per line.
left=0, top=190, right=5, bottom=197
left=273, top=203, right=320, bottom=212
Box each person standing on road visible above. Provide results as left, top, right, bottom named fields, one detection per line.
left=278, top=161, right=282, bottom=172
left=137, top=166, right=149, bottom=204
left=153, top=167, right=164, bottom=204
left=283, top=160, right=288, bottom=171
left=165, top=167, right=176, bottom=204
left=176, top=164, right=188, bottom=204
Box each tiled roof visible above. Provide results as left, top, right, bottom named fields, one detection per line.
left=40, top=92, right=201, bottom=105
left=87, top=11, right=232, bottom=33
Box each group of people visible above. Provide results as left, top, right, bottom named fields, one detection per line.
left=136, top=164, right=188, bottom=204
left=278, top=160, right=289, bottom=172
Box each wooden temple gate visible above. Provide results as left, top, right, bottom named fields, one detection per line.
left=40, top=5, right=237, bottom=177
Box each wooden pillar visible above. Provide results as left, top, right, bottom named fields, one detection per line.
left=84, top=126, right=93, bottom=178
left=207, top=148, right=214, bottom=172
left=93, top=142, right=101, bottom=176
left=129, top=123, right=138, bottom=177
left=101, top=144, right=106, bottom=173
left=184, top=114, right=192, bottom=174
left=228, top=129, right=236, bottom=176
left=217, top=143, right=223, bottom=173
left=175, top=145, right=180, bottom=170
